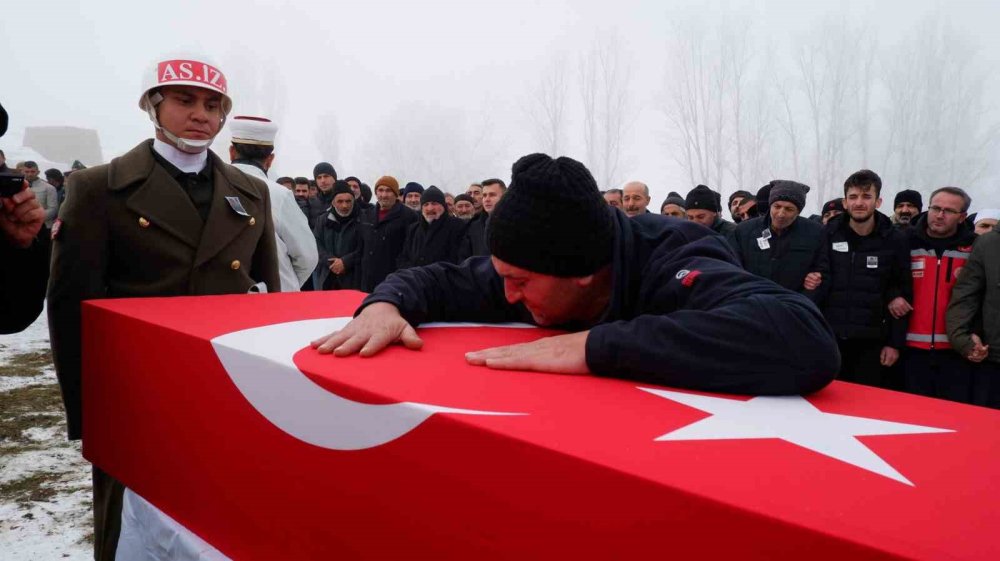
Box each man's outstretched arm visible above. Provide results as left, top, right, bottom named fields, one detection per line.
left=311, top=256, right=529, bottom=356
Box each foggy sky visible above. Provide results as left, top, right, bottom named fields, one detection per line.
left=3, top=0, right=998, bottom=214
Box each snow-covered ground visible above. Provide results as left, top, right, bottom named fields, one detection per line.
left=0, top=308, right=92, bottom=561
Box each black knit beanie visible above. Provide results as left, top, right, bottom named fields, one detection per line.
left=728, top=190, right=752, bottom=206
left=454, top=193, right=474, bottom=205
left=488, top=153, right=614, bottom=277
left=661, top=191, right=686, bottom=210
left=403, top=182, right=424, bottom=197
left=420, top=186, right=446, bottom=207
left=313, top=162, right=337, bottom=180
left=768, top=180, right=811, bottom=211
left=894, top=189, right=922, bottom=210
left=822, top=198, right=844, bottom=214
left=331, top=180, right=353, bottom=198
left=685, top=184, right=720, bottom=211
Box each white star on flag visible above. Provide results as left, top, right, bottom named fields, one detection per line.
left=641, top=388, right=954, bottom=486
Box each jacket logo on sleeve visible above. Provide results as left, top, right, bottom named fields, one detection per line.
left=676, top=269, right=701, bottom=287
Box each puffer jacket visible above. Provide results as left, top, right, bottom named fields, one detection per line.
left=813, top=212, right=910, bottom=346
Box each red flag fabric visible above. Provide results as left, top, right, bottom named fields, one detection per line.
left=82, top=291, right=1000, bottom=560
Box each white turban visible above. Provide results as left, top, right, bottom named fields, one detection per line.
left=974, top=208, right=1000, bottom=224
left=229, top=115, right=277, bottom=146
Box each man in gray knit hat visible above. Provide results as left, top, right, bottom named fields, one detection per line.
left=726, top=180, right=824, bottom=296
left=312, top=155, right=839, bottom=397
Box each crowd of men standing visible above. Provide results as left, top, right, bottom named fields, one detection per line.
left=599, top=173, right=1000, bottom=409
left=272, top=158, right=510, bottom=294
left=259, top=136, right=1000, bottom=411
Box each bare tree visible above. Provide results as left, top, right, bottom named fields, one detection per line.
left=882, top=15, right=1000, bottom=192
left=579, top=33, right=635, bottom=189
left=790, top=17, right=867, bottom=204
left=523, top=55, right=570, bottom=156
left=662, top=19, right=725, bottom=189
left=663, top=18, right=773, bottom=197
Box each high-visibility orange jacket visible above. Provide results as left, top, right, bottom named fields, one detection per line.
left=905, top=216, right=976, bottom=351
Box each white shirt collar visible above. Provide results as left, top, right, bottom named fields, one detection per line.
left=152, top=138, right=209, bottom=174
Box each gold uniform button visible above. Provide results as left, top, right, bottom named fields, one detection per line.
left=231, top=260, right=241, bottom=270
left=138, top=217, right=150, bottom=228
left=248, top=216, right=256, bottom=226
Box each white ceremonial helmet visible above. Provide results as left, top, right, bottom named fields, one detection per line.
left=138, top=55, right=234, bottom=153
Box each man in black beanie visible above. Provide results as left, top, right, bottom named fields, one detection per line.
left=313, top=162, right=338, bottom=210
left=685, top=184, right=736, bottom=235
left=313, top=180, right=362, bottom=291
left=402, top=182, right=425, bottom=211
left=312, top=155, right=839, bottom=397
left=820, top=198, right=844, bottom=225
left=397, top=186, right=467, bottom=269
left=726, top=180, right=824, bottom=297
left=893, top=189, right=922, bottom=229
left=453, top=193, right=476, bottom=220
left=659, top=192, right=686, bottom=218
left=728, top=190, right=753, bottom=223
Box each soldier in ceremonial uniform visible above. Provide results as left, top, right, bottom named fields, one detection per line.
left=47, top=55, right=280, bottom=561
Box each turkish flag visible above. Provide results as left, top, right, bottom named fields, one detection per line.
left=82, top=291, right=1000, bottom=560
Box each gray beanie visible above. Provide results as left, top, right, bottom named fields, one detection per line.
left=768, top=180, right=811, bottom=212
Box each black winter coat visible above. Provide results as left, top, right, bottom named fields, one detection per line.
left=0, top=236, right=48, bottom=334
left=313, top=203, right=362, bottom=290
left=712, top=216, right=737, bottom=236
left=357, top=202, right=419, bottom=292
left=362, top=210, right=839, bottom=396
left=459, top=212, right=489, bottom=260
left=813, top=212, right=910, bottom=346
left=398, top=213, right=468, bottom=269
left=726, top=214, right=823, bottom=298
left=297, top=196, right=326, bottom=230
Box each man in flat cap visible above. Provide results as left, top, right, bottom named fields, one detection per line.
left=228, top=115, right=317, bottom=291
left=313, top=154, right=838, bottom=397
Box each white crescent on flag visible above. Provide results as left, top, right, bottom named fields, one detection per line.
left=211, top=318, right=530, bottom=451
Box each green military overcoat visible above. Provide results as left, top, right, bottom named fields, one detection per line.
left=47, top=139, right=280, bottom=440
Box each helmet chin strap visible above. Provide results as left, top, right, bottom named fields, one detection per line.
left=144, top=92, right=226, bottom=154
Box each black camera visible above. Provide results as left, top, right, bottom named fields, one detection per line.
left=0, top=173, right=26, bottom=198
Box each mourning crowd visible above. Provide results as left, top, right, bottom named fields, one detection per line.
left=2, top=55, right=1000, bottom=560
left=263, top=153, right=1000, bottom=410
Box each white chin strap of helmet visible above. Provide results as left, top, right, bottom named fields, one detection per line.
left=144, top=91, right=226, bottom=154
